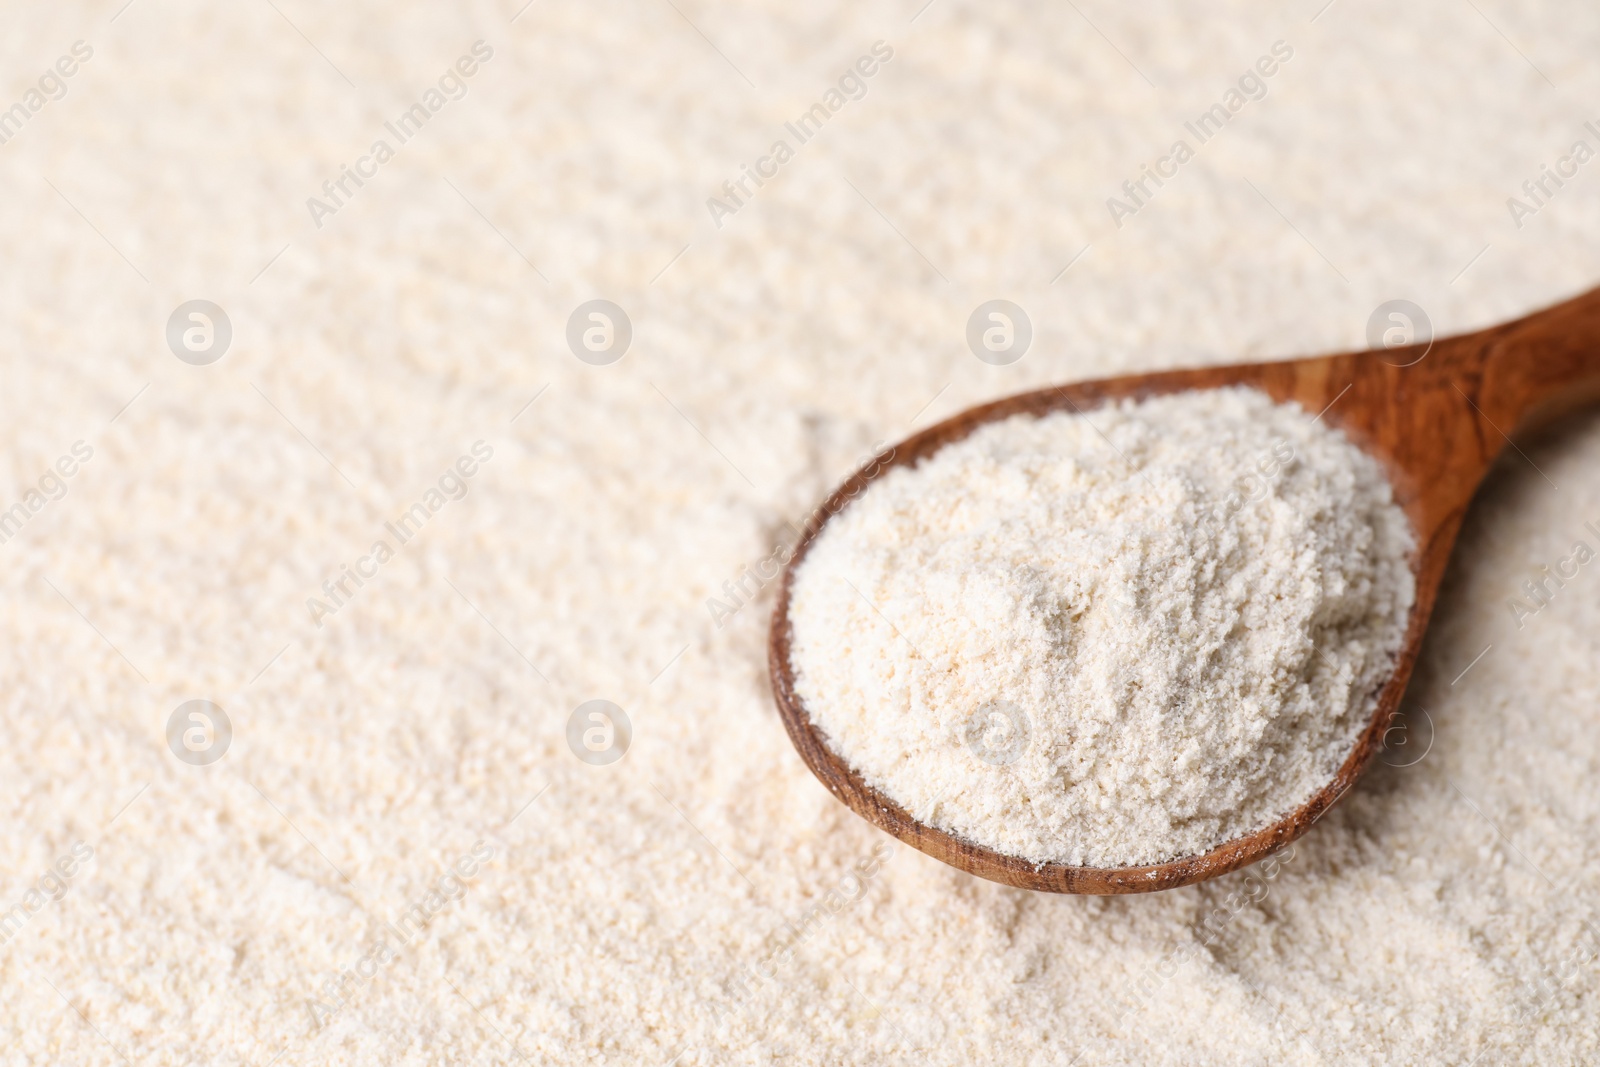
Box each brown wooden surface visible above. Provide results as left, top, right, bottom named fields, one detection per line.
left=768, top=285, right=1600, bottom=894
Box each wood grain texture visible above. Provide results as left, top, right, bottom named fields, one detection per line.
left=768, top=285, right=1600, bottom=894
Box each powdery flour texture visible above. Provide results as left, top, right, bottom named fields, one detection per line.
left=788, top=388, right=1415, bottom=868
left=2, top=1, right=1599, bottom=1065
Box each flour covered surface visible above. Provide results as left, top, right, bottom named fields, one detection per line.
left=788, top=387, right=1416, bottom=867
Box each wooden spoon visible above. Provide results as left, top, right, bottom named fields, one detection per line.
left=768, top=285, right=1600, bottom=894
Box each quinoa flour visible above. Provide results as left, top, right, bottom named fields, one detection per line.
left=788, top=388, right=1415, bottom=867
left=3, top=1, right=1600, bottom=1064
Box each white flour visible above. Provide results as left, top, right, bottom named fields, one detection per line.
left=788, top=388, right=1415, bottom=866
left=5, top=1, right=1600, bottom=1064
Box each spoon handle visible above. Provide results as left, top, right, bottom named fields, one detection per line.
left=1471, top=284, right=1600, bottom=434
left=1334, top=285, right=1600, bottom=545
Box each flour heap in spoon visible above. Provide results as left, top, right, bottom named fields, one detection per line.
left=786, top=387, right=1415, bottom=868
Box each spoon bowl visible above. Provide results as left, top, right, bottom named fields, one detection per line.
left=769, top=286, right=1600, bottom=893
